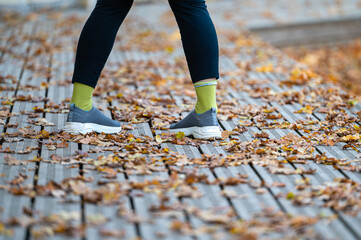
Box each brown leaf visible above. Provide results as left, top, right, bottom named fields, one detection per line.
left=101, top=167, right=117, bottom=179
left=57, top=140, right=69, bottom=148
left=283, top=132, right=303, bottom=143
left=254, top=132, right=269, bottom=138
left=271, top=182, right=286, bottom=188
left=10, top=173, right=28, bottom=185
left=221, top=130, right=229, bottom=140
left=266, top=113, right=282, bottom=119
left=0, top=147, right=15, bottom=153
left=4, top=155, right=27, bottom=166
left=99, top=229, right=126, bottom=238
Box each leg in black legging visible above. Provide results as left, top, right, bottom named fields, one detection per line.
left=168, top=0, right=219, bottom=83
left=66, top=0, right=133, bottom=134
left=72, top=0, right=134, bottom=88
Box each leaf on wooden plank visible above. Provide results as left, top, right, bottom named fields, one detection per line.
left=221, top=130, right=229, bottom=140
left=283, top=132, right=303, bottom=143
left=27, top=118, right=55, bottom=126
left=271, top=182, right=286, bottom=188
left=0, top=147, right=15, bottom=153
left=4, top=155, right=27, bottom=165
left=175, top=131, right=185, bottom=139
left=266, top=113, right=282, bottom=119
left=17, top=146, right=39, bottom=154
left=56, top=140, right=68, bottom=148
left=4, top=138, right=24, bottom=142
left=47, top=145, right=57, bottom=151
left=99, top=229, right=126, bottom=238
left=220, top=189, right=248, bottom=199
left=155, top=134, right=168, bottom=144
left=10, top=173, right=28, bottom=185
left=254, top=132, right=269, bottom=138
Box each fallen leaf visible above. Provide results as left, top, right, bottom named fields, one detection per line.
left=4, top=155, right=27, bottom=166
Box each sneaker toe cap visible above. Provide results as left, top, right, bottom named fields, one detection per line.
left=113, top=120, right=121, bottom=127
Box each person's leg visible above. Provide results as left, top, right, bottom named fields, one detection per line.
left=65, top=0, right=134, bottom=134
left=70, top=0, right=134, bottom=111
left=168, top=0, right=221, bottom=139
left=168, top=0, right=219, bottom=114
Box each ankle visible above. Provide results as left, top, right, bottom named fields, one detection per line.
left=194, top=79, right=217, bottom=114
left=195, top=105, right=217, bottom=114
left=70, top=82, right=94, bottom=111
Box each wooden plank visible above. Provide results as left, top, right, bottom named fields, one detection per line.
left=45, top=49, right=73, bottom=133
left=2, top=4, right=361, bottom=239
left=106, top=48, right=192, bottom=238
left=316, top=145, right=361, bottom=182
left=266, top=129, right=361, bottom=239
left=25, top=18, right=82, bottom=239
left=254, top=164, right=357, bottom=239
left=115, top=126, right=194, bottom=238
left=270, top=101, right=319, bottom=123
left=228, top=88, right=264, bottom=106
left=0, top=139, right=38, bottom=240
left=1, top=20, right=35, bottom=60
left=312, top=108, right=361, bottom=152
left=32, top=141, right=81, bottom=240
left=245, top=63, right=361, bottom=236
left=81, top=144, right=138, bottom=240
left=218, top=95, right=358, bottom=239
left=0, top=19, right=51, bottom=239
left=0, top=26, right=15, bottom=60
left=0, top=21, right=35, bottom=107
left=127, top=167, right=192, bottom=240
left=163, top=143, right=231, bottom=239
left=219, top=55, right=239, bottom=72
left=223, top=122, right=356, bottom=239
left=47, top=51, right=73, bottom=106
left=200, top=143, right=354, bottom=239
left=200, top=144, right=281, bottom=219
left=218, top=29, right=360, bottom=238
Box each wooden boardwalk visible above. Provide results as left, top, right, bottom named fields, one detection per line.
left=0, top=3, right=361, bottom=240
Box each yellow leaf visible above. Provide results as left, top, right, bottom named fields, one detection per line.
left=155, top=135, right=167, bottom=144
left=165, top=46, right=174, bottom=53
left=176, top=132, right=185, bottom=139
left=286, top=192, right=294, bottom=199
left=256, top=63, right=273, bottom=72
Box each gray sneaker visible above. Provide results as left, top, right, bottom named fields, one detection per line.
left=169, top=108, right=221, bottom=139
left=64, top=103, right=121, bottom=134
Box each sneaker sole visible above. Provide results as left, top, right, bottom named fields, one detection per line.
left=63, top=122, right=122, bottom=134
left=169, top=126, right=222, bottom=140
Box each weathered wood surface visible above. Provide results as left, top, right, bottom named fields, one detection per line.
left=0, top=3, right=361, bottom=240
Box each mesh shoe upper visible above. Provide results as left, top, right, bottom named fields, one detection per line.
left=169, top=108, right=218, bottom=129
left=67, top=103, right=120, bottom=127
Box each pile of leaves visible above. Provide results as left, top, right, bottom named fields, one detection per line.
left=285, top=39, right=361, bottom=98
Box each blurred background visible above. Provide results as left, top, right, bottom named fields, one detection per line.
left=1, top=0, right=361, bottom=96
left=0, top=0, right=153, bottom=11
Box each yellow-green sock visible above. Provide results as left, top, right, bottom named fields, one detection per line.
left=194, top=80, right=217, bottom=114
left=70, top=82, right=94, bottom=111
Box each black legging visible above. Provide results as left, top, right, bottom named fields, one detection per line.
left=72, top=0, right=219, bottom=88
